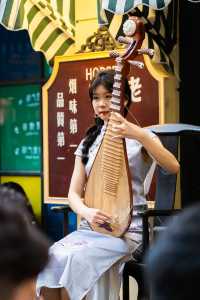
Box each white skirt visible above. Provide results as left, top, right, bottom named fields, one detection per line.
left=36, top=229, right=140, bottom=300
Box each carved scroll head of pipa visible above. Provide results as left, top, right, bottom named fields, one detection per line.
left=84, top=17, right=153, bottom=237
left=110, top=16, right=154, bottom=75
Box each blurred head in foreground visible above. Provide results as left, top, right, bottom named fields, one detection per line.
left=0, top=187, right=49, bottom=300
left=145, top=203, right=200, bottom=300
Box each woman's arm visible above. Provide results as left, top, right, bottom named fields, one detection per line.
left=68, top=156, right=87, bottom=216
left=68, top=156, right=112, bottom=224
left=111, top=112, right=180, bottom=174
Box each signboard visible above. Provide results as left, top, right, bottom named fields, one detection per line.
left=0, top=84, right=41, bottom=173
left=43, top=51, right=163, bottom=203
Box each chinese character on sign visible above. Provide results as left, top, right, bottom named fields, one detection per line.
left=21, top=146, right=27, bottom=154
left=57, top=131, right=65, bottom=147
left=14, top=147, right=20, bottom=155
left=69, top=118, right=78, bottom=134
left=56, top=92, right=64, bottom=108
left=129, top=76, right=142, bottom=102
left=36, top=121, right=40, bottom=131
left=32, top=92, right=40, bottom=102
left=57, top=112, right=64, bottom=127
left=26, top=94, right=31, bottom=103
left=69, top=99, right=77, bottom=114
left=33, top=146, right=38, bottom=155
left=68, top=79, right=77, bottom=94
left=18, top=98, right=23, bottom=105
left=29, top=122, right=35, bottom=131
left=22, top=123, right=28, bottom=131
left=14, top=126, right=19, bottom=134
left=36, top=92, right=40, bottom=102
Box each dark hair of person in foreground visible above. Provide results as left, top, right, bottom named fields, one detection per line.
left=0, top=187, right=50, bottom=300
left=145, top=203, right=200, bottom=300
left=1, top=181, right=39, bottom=226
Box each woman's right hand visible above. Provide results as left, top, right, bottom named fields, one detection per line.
left=83, top=207, right=112, bottom=226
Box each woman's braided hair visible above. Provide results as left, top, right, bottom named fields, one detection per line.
left=81, top=69, right=131, bottom=165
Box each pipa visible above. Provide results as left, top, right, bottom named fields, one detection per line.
left=84, top=16, right=154, bottom=237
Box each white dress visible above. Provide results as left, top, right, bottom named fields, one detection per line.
left=36, top=125, right=156, bottom=300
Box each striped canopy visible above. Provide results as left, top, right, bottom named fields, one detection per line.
left=0, top=0, right=75, bottom=63
left=0, top=0, right=175, bottom=63
left=102, top=0, right=173, bottom=15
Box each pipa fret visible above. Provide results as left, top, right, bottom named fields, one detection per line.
left=101, top=58, right=124, bottom=196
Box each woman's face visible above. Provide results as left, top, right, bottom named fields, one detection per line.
left=92, top=84, right=112, bottom=122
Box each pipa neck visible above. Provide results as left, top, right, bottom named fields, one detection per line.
left=110, top=60, right=126, bottom=116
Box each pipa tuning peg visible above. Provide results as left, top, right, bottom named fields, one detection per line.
left=137, top=48, right=154, bottom=58
left=117, top=36, right=131, bottom=45
left=109, top=50, right=120, bottom=58
left=128, top=60, right=144, bottom=69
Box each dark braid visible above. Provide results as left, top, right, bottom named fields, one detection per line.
left=81, top=69, right=131, bottom=165
left=81, top=117, right=104, bottom=165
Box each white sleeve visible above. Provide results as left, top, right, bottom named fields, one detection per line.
left=143, top=160, right=157, bottom=195
left=143, top=128, right=157, bottom=195
left=74, top=139, right=84, bottom=157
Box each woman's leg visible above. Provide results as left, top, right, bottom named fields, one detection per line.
left=40, top=287, right=61, bottom=300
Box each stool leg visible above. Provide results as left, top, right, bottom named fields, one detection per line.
left=123, top=272, right=129, bottom=300
left=63, top=209, right=70, bottom=236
